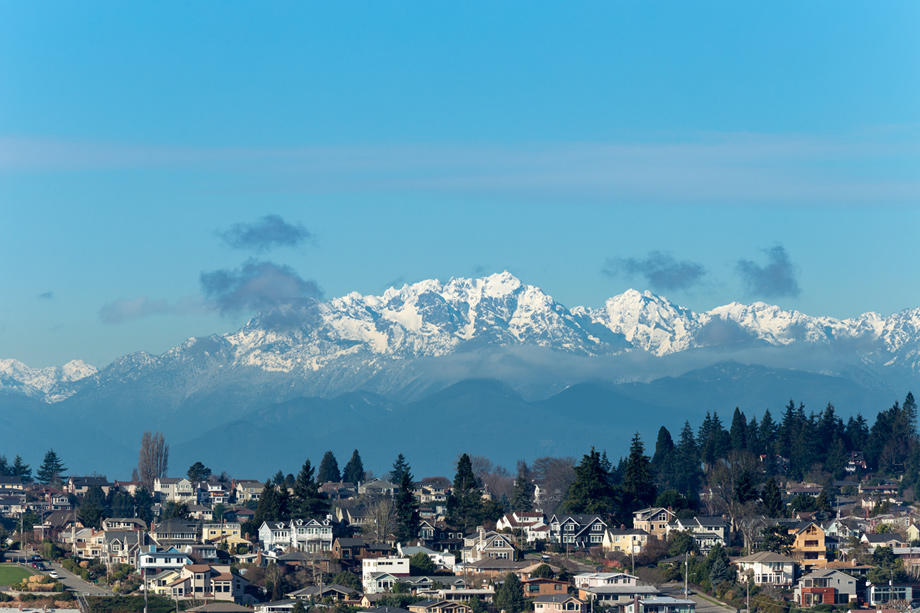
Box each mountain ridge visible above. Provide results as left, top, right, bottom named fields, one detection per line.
left=4, top=271, right=920, bottom=404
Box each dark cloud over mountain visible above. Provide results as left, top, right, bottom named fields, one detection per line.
left=200, top=260, right=322, bottom=319
left=603, top=251, right=706, bottom=291
left=737, top=245, right=801, bottom=298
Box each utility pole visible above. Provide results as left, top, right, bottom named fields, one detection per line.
left=683, top=552, right=688, bottom=597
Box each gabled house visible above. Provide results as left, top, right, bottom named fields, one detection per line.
left=166, top=563, right=249, bottom=602
left=602, top=528, right=649, bottom=555
left=496, top=512, right=548, bottom=542
left=632, top=508, right=676, bottom=539
left=358, top=479, right=398, bottom=497
left=548, top=514, right=608, bottom=548
left=461, top=528, right=516, bottom=563
left=259, top=521, right=291, bottom=552
left=287, top=584, right=359, bottom=602
left=289, top=517, right=333, bottom=552
left=574, top=573, right=639, bottom=588
left=793, top=569, right=861, bottom=606
left=408, top=600, right=472, bottom=613
left=67, top=476, right=112, bottom=497
left=860, top=532, right=906, bottom=552
left=732, top=551, right=796, bottom=586
left=823, top=518, right=861, bottom=541
left=104, top=530, right=148, bottom=566
left=154, top=477, right=195, bottom=503
left=234, top=480, right=263, bottom=503
left=139, top=545, right=194, bottom=574
left=790, top=522, right=827, bottom=570
left=533, top=595, right=585, bottom=613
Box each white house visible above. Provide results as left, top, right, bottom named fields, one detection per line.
left=397, top=544, right=456, bottom=572
left=290, top=517, right=333, bottom=552
left=259, top=522, right=291, bottom=552
left=574, top=573, right=639, bottom=589
left=362, top=556, right=410, bottom=593
left=732, top=551, right=796, bottom=586
left=154, top=477, right=195, bottom=503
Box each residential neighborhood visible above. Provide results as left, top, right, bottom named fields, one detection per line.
left=0, top=399, right=919, bottom=613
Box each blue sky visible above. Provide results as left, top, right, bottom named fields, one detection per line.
left=1, top=1, right=919, bottom=367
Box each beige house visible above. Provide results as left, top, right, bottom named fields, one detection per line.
left=534, top=595, right=585, bottom=613
left=632, top=508, right=676, bottom=539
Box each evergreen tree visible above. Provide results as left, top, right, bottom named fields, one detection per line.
left=759, top=410, right=778, bottom=461
left=563, top=448, right=616, bottom=515
left=651, top=426, right=676, bottom=490
left=621, top=434, right=656, bottom=512
left=343, top=449, right=365, bottom=484
left=277, top=485, right=292, bottom=520
left=746, top=415, right=760, bottom=455
left=845, top=414, right=870, bottom=451
left=825, top=436, right=848, bottom=478
left=134, top=488, right=154, bottom=524
left=729, top=408, right=748, bottom=451
left=760, top=477, right=783, bottom=517
left=11, top=456, right=31, bottom=483
left=409, top=552, right=436, bottom=575
left=78, top=485, right=106, bottom=528
left=391, top=454, right=410, bottom=484
left=36, top=449, right=66, bottom=484
left=318, top=451, right=341, bottom=483
left=292, top=460, right=329, bottom=518
left=0, top=456, right=9, bottom=476
left=447, top=453, right=493, bottom=531
left=510, top=461, right=535, bottom=512
left=187, top=461, right=211, bottom=482
left=394, top=465, right=419, bottom=543
left=273, top=471, right=285, bottom=487
left=675, top=421, right=702, bottom=502
left=255, top=480, right=281, bottom=523
left=708, top=544, right=734, bottom=585
left=494, top=573, right=528, bottom=613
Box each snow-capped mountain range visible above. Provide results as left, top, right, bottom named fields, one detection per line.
left=4, top=271, right=920, bottom=403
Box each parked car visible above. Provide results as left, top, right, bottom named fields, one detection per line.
left=48, top=571, right=59, bottom=579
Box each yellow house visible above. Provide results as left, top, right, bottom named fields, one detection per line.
left=201, top=522, right=248, bottom=547
left=602, top=529, right=649, bottom=554
left=790, top=522, right=827, bottom=570
left=146, top=569, right=181, bottom=596
left=907, top=523, right=919, bottom=543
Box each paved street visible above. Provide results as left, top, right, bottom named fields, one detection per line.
left=660, top=582, right=737, bottom=613
left=49, top=561, right=114, bottom=597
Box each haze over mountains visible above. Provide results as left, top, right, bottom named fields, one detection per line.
left=1, top=272, right=916, bottom=477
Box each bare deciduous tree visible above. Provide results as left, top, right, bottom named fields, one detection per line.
left=364, top=497, right=395, bottom=542
left=138, top=431, right=169, bottom=489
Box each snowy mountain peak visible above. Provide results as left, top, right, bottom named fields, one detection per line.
left=7, top=273, right=920, bottom=404
left=0, top=358, right=97, bottom=402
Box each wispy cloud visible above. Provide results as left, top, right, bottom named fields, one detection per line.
left=218, top=214, right=311, bottom=252
left=736, top=245, right=801, bottom=298
left=1, top=130, right=918, bottom=203
left=603, top=251, right=706, bottom=292
left=98, top=296, right=197, bottom=324
left=37, top=291, right=54, bottom=300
